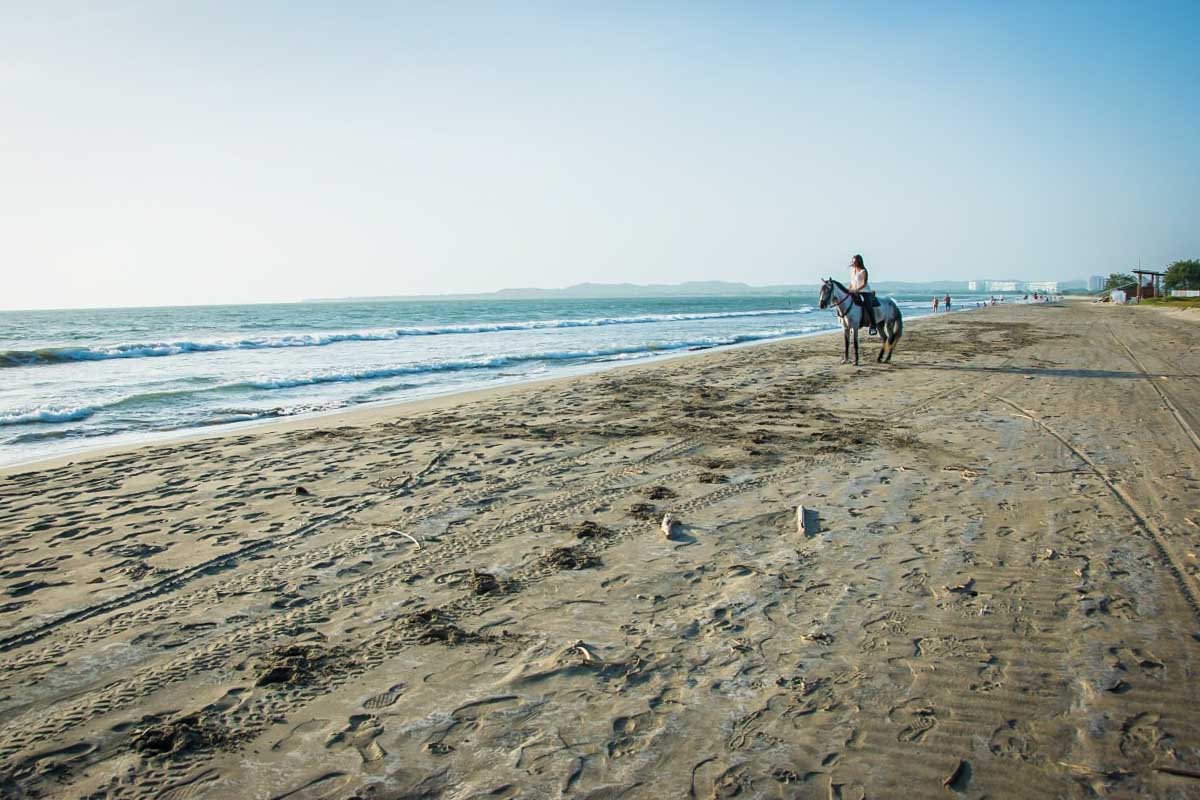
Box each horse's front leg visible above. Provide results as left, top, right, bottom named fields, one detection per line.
left=842, top=326, right=850, bottom=364
left=852, top=327, right=860, bottom=365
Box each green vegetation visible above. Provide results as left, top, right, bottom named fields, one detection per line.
left=1104, top=273, right=1137, bottom=291
left=1164, top=259, right=1200, bottom=291
left=1138, top=296, right=1200, bottom=309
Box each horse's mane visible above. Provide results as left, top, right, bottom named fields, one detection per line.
left=827, top=278, right=849, bottom=292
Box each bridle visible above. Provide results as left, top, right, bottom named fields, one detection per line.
left=824, top=281, right=854, bottom=318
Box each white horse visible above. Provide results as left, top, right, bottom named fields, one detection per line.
left=818, top=278, right=904, bottom=365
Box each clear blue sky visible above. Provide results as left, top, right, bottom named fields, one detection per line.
left=2, top=1, right=1197, bottom=309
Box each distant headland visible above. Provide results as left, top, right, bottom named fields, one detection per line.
left=309, top=278, right=1086, bottom=303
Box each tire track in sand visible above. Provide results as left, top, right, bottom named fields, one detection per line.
left=0, top=451, right=451, bottom=655
left=94, top=455, right=830, bottom=800
left=0, top=439, right=701, bottom=761
left=994, top=395, right=1200, bottom=620
left=1105, top=323, right=1200, bottom=458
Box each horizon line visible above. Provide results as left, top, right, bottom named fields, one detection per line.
left=1, top=276, right=1091, bottom=313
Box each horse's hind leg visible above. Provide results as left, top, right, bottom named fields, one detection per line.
left=842, top=327, right=850, bottom=364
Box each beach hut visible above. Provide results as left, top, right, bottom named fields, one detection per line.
left=1132, top=269, right=1165, bottom=300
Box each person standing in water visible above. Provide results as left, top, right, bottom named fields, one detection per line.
left=943, top=293, right=951, bottom=311
left=932, top=296, right=940, bottom=313
left=848, top=254, right=877, bottom=335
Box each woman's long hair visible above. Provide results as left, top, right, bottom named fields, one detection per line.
left=852, top=254, right=865, bottom=270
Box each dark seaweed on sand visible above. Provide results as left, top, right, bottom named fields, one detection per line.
left=626, top=502, right=659, bottom=521
left=132, top=714, right=235, bottom=756
left=466, top=570, right=502, bottom=595
left=542, top=545, right=601, bottom=570
left=574, top=520, right=614, bottom=539
left=255, top=643, right=345, bottom=687
left=397, top=608, right=491, bottom=644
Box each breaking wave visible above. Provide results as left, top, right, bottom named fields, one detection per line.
left=0, top=326, right=821, bottom=427
left=0, top=308, right=813, bottom=368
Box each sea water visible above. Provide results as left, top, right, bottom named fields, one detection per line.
left=0, top=294, right=967, bottom=467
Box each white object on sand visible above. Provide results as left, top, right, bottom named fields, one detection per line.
left=389, top=530, right=422, bottom=549
left=660, top=514, right=676, bottom=539
left=796, top=505, right=808, bottom=534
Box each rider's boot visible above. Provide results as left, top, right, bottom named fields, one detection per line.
left=866, top=303, right=877, bottom=336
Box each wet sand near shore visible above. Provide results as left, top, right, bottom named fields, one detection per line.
left=2, top=301, right=1200, bottom=799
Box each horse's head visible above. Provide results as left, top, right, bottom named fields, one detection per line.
left=818, top=278, right=833, bottom=309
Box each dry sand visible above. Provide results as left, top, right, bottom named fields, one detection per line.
left=2, top=300, right=1200, bottom=799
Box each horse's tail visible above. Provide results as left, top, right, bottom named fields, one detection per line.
left=893, top=307, right=903, bottom=342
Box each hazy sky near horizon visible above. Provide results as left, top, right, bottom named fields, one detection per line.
left=2, top=2, right=1198, bottom=310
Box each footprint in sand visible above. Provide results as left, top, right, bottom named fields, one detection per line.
left=1109, top=646, right=1166, bottom=679
left=266, top=771, right=354, bottom=800
left=325, top=714, right=386, bottom=771
left=362, top=682, right=406, bottom=710
left=888, top=698, right=938, bottom=743
left=608, top=713, right=655, bottom=758
left=271, top=719, right=331, bottom=752
left=9, top=741, right=97, bottom=783
left=988, top=719, right=1038, bottom=761
left=970, top=653, right=1005, bottom=692
left=608, top=688, right=682, bottom=759
left=1119, top=712, right=1175, bottom=763
left=154, top=769, right=221, bottom=800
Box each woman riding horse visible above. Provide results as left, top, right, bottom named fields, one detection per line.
left=849, top=254, right=877, bottom=335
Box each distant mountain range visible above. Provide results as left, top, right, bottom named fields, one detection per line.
left=315, top=278, right=1086, bottom=302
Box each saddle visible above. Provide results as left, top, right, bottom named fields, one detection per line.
left=851, top=291, right=879, bottom=309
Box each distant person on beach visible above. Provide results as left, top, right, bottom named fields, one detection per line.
left=943, top=293, right=951, bottom=311
left=848, top=254, right=877, bottom=335
left=932, top=296, right=939, bottom=312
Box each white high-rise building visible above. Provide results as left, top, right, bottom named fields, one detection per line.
left=987, top=280, right=1020, bottom=292
left=1087, top=275, right=1106, bottom=291
left=1025, top=281, right=1058, bottom=293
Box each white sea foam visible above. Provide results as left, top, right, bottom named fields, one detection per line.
left=0, top=406, right=98, bottom=426
left=0, top=308, right=814, bottom=368
left=0, top=325, right=823, bottom=429
left=233, top=328, right=821, bottom=391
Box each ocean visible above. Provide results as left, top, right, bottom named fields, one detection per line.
left=0, top=294, right=967, bottom=467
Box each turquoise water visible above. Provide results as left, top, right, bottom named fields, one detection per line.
left=0, top=294, right=964, bottom=466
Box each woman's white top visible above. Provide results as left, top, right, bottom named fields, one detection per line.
left=849, top=268, right=871, bottom=293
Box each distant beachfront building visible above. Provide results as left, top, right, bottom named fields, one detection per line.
left=1087, top=275, right=1106, bottom=291
left=1025, top=281, right=1058, bottom=293
left=968, top=280, right=1020, bottom=292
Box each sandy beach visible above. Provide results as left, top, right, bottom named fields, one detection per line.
left=2, top=299, right=1199, bottom=799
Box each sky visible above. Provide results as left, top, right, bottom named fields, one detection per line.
left=2, top=1, right=1198, bottom=310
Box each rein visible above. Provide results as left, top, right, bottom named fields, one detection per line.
left=827, top=284, right=854, bottom=318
